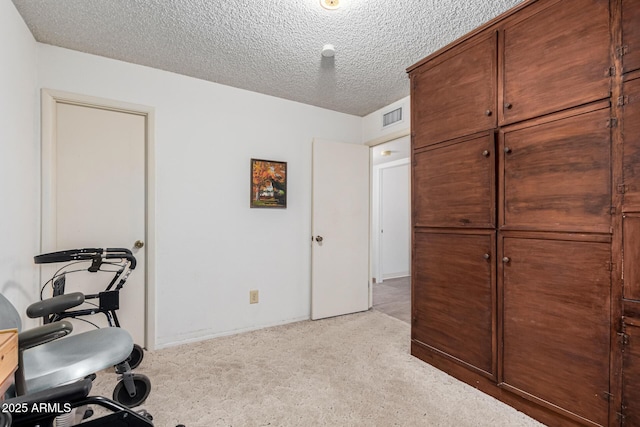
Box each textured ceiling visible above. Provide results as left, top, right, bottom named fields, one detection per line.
left=12, top=0, right=523, bottom=116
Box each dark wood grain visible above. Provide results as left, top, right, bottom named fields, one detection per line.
left=623, top=214, right=640, bottom=301
left=501, top=236, right=611, bottom=426
left=411, top=341, right=587, bottom=427
left=500, top=108, right=612, bottom=233
left=622, top=77, right=640, bottom=210
left=413, top=132, right=495, bottom=228
left=622, top=319, right=640, bottom=426
left=501, top=0, right=610, bottom=125
left=409, top=1, right=623, bottom=425
left=413, top=231, right=495, bottom=377
left=622, top=0, right=640, bottom=74
left=624, top=300, right=640, bottom=319
left=412, top=32, right=496, bottom=148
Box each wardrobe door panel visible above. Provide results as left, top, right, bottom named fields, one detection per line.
left=624, top=214, right=640, bottom=301
left=622, top=319, right=640, bottom=426
left=502, top=0, right=610, bottom=124
left=414, top=133, right=495, bottom=228
left=622, top=78, right=640, bottom=210
left=501, top=108, right=611, bottom=233
left=622, top=0, right=640, bottom=74
left=413, top=231, right=495, bottom=377
left=501, top=236, right=611, bottom=425
left=412, top=32, right=496, bottom=148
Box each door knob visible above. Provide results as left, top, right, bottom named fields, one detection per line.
left=502, top=257, right=510, bottom=263
left=482, top=150, right=490, bottom=157
left=315, top=236, right=324, bottom=243
left=483, top=253, right=491, bottom=260
left=504, top=147, right=512, bottom=154
left=134, top=240, right=145, bottom=249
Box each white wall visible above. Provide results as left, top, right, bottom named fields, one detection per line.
left=0, top=3, right=40, bottom=327
left=362, top=96, right=410, bottom=144
left=366, top=97, right=411, bottom=283
left=37, top=45, right=362, bottom=347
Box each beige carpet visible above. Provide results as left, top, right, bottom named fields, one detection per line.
left=92, top=310, right=544, bottom=427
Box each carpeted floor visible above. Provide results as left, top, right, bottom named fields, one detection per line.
left=91, top=310, right=544, bottom=426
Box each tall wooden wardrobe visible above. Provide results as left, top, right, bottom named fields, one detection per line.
left=408, top=0, right=640, bottom=425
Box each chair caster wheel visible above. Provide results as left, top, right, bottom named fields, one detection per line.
left=82, top=408, right=94, bottom=420
left=137, top=409, right=153, bottom=421
left=127, top=344, right=145, bottom=369
left=113, top=374, right=151, bottom=408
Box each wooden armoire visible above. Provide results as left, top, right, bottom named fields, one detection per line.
left=408, top=0, right=640, bottom=425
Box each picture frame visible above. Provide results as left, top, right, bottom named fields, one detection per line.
left=250, top=158, right=287, bottom=208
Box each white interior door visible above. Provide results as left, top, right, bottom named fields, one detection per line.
left=43, top=101, right=147, bottom=346
left=311, top=139, right=370, bottom=320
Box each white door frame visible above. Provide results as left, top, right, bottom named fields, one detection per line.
left=373, top=158, right=410, bottom=283
left=366, top=130, right=410, bottom=305
left=40, top=88, right=156, bottom=350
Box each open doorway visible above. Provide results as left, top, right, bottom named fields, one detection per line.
left=370, top=136, right=411, bottom=323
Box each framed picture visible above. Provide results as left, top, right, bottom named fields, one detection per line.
left=250, top=159, right=287, bottom=208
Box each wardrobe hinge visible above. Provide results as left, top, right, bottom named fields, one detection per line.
left=611, top=206, right=617, bottom=215
left=618, top=95, right=629, bottom=107
left=618, top=411, right=626, bottom=425
left=617, top=45, right=629, bottom=58
left=618, top=332, right=630, bottom=346
left=605, top=66, right=616, bottom=77
left=602, top=391, right=613, bottom=401
left=608, top=262, right=614, bottom=271
left=607, top=118, right=618, bottom=128
left=413, top=79, right=418, bottom=90
left=617, top=184, right=628, bottom=194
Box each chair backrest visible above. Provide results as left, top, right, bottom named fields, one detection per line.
left=0, top=293, right=22, bottom=332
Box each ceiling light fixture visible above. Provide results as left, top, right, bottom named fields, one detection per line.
left=320, top=0, right=340, bottom=10
left=321, top=44, right=336, bottom=58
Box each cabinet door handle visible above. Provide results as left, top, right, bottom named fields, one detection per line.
left=502, top=257, right=511, bottom=263
left=483, top=253, right=491, bottom=260
left=485, top=110, right=492, bottom=116
left=504, top=102, right=513, bottom=110
left=482, top=150, right=490, bottom=157
left=504, top=147, right=512, bottom=154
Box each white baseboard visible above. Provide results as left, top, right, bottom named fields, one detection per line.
left=381, top=272, right=410, bottom=281
left=155, top=315, right=310, bottom=349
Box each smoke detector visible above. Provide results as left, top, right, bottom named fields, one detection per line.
left=320, top=0, right=340, bottom=10
left=322, top=44, right=336, bottom=58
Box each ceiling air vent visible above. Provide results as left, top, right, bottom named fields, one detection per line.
left=382, top=107, right=403, bottom=127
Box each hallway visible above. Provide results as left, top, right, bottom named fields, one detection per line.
left=372, top=276, right=410, bottom=323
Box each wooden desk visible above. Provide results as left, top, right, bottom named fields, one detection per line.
left=0, top=329, right=18, bottom=399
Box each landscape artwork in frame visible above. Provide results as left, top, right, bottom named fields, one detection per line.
left=250, top=159, right=287, bottom=208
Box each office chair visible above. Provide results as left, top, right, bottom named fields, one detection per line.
left=0, top=292, right=150, bottom=408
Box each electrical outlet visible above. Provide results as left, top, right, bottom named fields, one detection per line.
left=249, top=290, right=259, bottom=304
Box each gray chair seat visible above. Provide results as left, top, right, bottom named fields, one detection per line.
left=23, top=327, right=133, bottom=394
left=1, top=290, right=150, bottom=409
